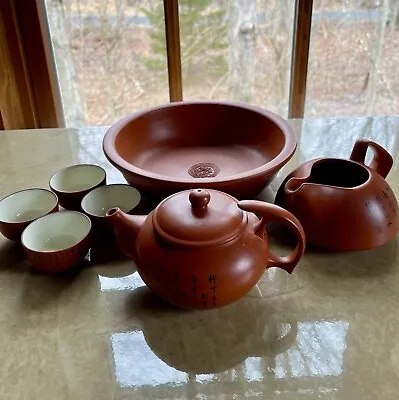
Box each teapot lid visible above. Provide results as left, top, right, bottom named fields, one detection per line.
left=153, top=189, right=246, bottom=247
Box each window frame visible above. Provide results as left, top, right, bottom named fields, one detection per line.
left=0, top=0, right=64, bottom=130
left=0, top=0, right=312, bottom=129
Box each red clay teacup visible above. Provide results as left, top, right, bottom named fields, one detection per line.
left=0, top=188, right=58, bottom=241
left=81, top=184, right=141, bottom=241
left=21, top=211, right=92, bottom=273
left=49, top=164, right=106, bottom=210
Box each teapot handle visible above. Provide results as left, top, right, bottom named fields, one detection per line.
left=350, top=139, right=393, bottom=179
left=238, top=200, right=306, bottom=274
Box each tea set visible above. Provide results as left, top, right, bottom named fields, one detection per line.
left=0, top=103, right=398, bottom=310
left=0, top=164, right=141, bottom=272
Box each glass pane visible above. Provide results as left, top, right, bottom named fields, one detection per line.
left=177, top=0, right=296, bottom=118
left=44, top=0, right=169, bottom=127
left=306, top=0, right=399, bottom=117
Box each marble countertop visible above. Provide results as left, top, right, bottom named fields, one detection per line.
left=0, top=116, right=398, bottom=399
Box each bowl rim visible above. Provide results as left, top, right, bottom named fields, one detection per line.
left=103, top=101, right=297, bottom=184
left=21, top=210, right=92, bottom=253
left=81, top=183, right=142, bottom=218
left=49, top=164, right=106, bottom=194
left=0, top=188, right=59, bottom=224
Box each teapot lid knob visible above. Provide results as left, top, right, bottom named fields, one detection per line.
left=189, top=189, right=210, bottom=210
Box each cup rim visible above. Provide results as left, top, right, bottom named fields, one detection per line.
left=21, top=211, right=92, bottom=253
left=81, top=183, right=141, bottom=218
left=49, top=164, right=106, bottom=194
left=0, top=188, right=58, bottom=224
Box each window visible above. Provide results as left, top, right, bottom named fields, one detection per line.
left=1, top=0, right=398, bottom=129
left=44, top=0, right=169, bottom=127
left=306, top=0, right=399, bottom=117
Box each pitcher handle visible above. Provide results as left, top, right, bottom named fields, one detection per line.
left=238, top=200, right=306, bottom=274
left=350, top=139, right=393, bottom=179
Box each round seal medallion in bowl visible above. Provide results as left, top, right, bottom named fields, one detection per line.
left=188, top=162, right=220, bottom=178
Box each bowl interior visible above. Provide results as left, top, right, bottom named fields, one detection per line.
left=0, top=189, right=57, bottom=223
left=50, top=164, right=105, bottom=193
left=81, top=185, right=141, bottom=217
left=110, top=103, right=289, bottom=180
left=22, top=211, right=91, bottom=252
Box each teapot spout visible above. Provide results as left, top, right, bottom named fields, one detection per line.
left=105, top=207, right=146, bottom=260
left=285, top=177, right=308, bottom=194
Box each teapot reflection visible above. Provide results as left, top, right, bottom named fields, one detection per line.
left=124, top=287, right=298, bottom=374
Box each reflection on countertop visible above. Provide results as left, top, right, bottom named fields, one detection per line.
left=111, top=320, right=349, bottom=389
left=98, top=271, right=146, bottom=291
left=103, top=269, right=350, bottom=397
left=0, top=116, right=398, bottom=399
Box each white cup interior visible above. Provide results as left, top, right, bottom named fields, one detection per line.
left=50, top=164, right=106, bottom=193
left=22, top=211, right=91, bottom=252
left=81, top=185, right=141, bottom=217
left=0, top=189, right=58, bottom=223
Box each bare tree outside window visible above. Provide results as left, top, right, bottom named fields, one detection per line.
left=307, top=0, right=399, bottom=116
left=44, top=0, right=399, bottom=127
left=45, top=0, right=169, bottom=127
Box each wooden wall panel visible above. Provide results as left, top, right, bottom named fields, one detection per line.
left=0, top=1, right=37, bottom=129
left=0, top=110, right=4, bottom=130
left=16, top=0, right=64, bottom=128
left=0, top=0, right=63, bottom=130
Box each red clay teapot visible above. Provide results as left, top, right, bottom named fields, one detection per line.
left=275, top=139, right=398, bottom=251
left=106, top=188, right=305, bottom=309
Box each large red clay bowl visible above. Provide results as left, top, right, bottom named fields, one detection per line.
left=103, top=101, right=297, bottom=200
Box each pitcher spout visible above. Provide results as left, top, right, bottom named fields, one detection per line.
left=106, top=207, right=146, bottom=260
left=285, top=177, right=309, bottom=194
